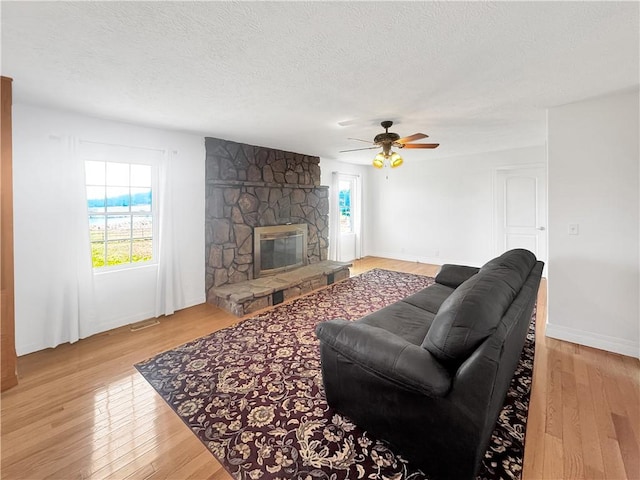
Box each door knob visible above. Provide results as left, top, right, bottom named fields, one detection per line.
left=537, top=226, right=545, bottom=231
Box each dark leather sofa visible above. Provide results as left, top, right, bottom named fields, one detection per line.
left=315, top=249, right=544, bottom=479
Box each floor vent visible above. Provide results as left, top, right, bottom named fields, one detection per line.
left=129, top=319, right=160, bottom=332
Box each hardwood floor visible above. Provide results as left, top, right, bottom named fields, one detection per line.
left=1, top=257, right=638, bottom=479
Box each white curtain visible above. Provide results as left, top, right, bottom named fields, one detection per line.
left=155, top=150, right=184, bottom=317
left=14, top=131, right=179, bottom=353
left=352, top=174, right=362, bottom=260
left=328, top=172, right=362, bottom=262
left=45, top=137, right=98, bottom=345
left=328, top=171, right=342, bottom=261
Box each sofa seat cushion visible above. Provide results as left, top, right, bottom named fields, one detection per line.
left=359, top=302, right=437, bottom=346
left=422, top=249, right=536, bottom=366
left=401, top=283, right=454, bottom=314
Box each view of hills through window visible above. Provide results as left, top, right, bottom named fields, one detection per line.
left=85, top=161, right=153, bottom=267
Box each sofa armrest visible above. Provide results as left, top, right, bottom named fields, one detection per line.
left=435, top=264, right=480, bottom=288
left=316, top=319, right=452, bottom=397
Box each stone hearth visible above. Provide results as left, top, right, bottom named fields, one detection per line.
left=211, top=260, right=351, bottom=316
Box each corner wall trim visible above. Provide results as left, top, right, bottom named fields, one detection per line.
left=545, top=322, right=640, bottom=359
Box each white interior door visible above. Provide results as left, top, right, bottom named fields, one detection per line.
left=495, top=166, right=547, bottom=264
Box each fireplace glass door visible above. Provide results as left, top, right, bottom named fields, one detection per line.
left=260, top=232, right=303, bottom=271
left=254, top=224, right=308, bottom=277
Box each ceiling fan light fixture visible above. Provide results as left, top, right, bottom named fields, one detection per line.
left=342, top=120, right=438, bottom=169
left=372, top=153, right=385, bottom=169
left=390, top=152, right=403, bottom=168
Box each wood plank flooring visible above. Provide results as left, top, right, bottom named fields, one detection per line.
left=1, top=257, right=638, bottom=479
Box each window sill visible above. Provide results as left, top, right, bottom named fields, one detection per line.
left=92, top=262, right=158, bottom=276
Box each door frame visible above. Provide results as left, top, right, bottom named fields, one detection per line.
left=492, top=163, right=547, bottom=265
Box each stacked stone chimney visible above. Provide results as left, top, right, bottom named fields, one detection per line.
left=205, top=137, right=329, bottom=302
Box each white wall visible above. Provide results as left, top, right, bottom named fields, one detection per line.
left=13, top=105, right=205, bottom=355
left=364, top=146, right=546, bottom=267
left=319, top=158, right=368, bottom=196
left=547, top=89, right=640, bottom=358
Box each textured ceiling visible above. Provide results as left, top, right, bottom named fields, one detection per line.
left=1, top=1, right=638, bottom=164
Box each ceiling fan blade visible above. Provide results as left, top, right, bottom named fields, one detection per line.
left=339, top=146, right=380, bottom=153
left=402, top=143, right=440, bottom=149
left=347, top=137, right=375, bottom=144
left=396, top=133, right=428, bottom=144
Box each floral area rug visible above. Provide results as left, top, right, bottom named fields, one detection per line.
left=135, top=269, right=536, bottom=480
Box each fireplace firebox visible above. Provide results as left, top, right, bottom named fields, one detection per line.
left=253, top=224, right=308, bottom=278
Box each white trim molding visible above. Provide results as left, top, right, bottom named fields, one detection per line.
left=546, top=322, right=640, bottom=359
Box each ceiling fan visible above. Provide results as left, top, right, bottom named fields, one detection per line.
left=340, top=120, right=439, bottom=169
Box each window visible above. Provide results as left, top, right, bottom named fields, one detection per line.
left=338, top=179, right=353, bottom=234
left=85, top=161, right=154, bottom=268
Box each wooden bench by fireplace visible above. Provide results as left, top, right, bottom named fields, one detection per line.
left=208, top=260, right=351, bottom=316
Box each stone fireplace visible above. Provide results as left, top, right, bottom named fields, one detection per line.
left=205, top=137, right=340, bottom=313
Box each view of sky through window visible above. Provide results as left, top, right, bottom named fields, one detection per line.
left=85, top=161, right=153, bottom=268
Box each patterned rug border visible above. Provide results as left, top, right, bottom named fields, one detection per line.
left=135, top=268, right=536, bottom=480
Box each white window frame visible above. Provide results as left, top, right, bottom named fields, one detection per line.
left=338, top=177, right=355, bottom=234
left=80, top=141, right=160, bottom=272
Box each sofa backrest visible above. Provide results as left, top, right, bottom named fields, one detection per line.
left=421, top=249, right=537, bottom=367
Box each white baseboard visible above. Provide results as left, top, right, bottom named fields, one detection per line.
left=96, top=295, right=206, bottom=332
left=17, top=297, right=207, bottom=357
left=95, top=310, right=157, bottom=335
left=545, top=323, right=640, bottom=358
left=366, top=250, right=448, bottom=267
left=182, top=295, right=206, bottom=309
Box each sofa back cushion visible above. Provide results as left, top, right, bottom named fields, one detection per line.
left=435, top=264, right=480, bottom=289
left=422, top=249, right=536, bottom=366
